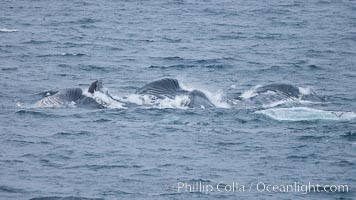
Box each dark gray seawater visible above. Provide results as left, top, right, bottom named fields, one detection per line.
left=1, top=0, right=356, bottom=199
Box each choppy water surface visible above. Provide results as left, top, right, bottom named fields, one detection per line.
left=1, top=0, right=356, bottom=199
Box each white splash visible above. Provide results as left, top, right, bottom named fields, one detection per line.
left=16, top=102, right=24, bottom=108
left=122, top=94, right=157, bottom=106
left=122, top=81, right=230, bottom=109
left=298, top=86, right=313, bottom=95
left=180, top=82, right=230, bottom=108
left=202, top=89, right=231, bottom=108
left=240, top=85, right=262, bottom=99
left=257, top=107, right=356, bottom=121
left=122, top=94, right=190, bottom=109
left=156, top=95, right=191, bottom=109
left=83, top=90, right=125, bottom=109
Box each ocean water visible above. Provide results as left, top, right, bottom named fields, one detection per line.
left=1, top=0, right=356, bottom=199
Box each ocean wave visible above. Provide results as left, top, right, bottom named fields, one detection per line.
left=79, top=65, right=111, bottom=72
left=333, top=160, right=354, bottom=167
left=0, top=185, right=25, bottom=193
left=1, top=67, right=18, bottom=71
left=297, top=135, right=330, bottom=141
left=53, top=131, right=92, bottom=137
left=16, top=110, right=62, bottom=117
left=22, top=40, right=52, bottom=44
left=341, top=131, right=356, bottom=141
left=64, top=164, right=142, bottom=170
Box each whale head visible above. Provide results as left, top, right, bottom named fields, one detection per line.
left=187, top=90, right=215, bottom=108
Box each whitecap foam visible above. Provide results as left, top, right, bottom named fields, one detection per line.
left=0, top=28, right=18, bottom=32
left=200, top=89, right=230, bottom=108
left=256, top=107, right=356, bottom=121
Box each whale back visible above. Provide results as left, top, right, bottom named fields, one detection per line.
left=256, top=84, right=300, bottom=97
left=136, top=78, right=183, bottom=99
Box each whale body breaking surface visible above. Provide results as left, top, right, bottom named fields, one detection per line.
left=30, top=78, right=355, bottom=122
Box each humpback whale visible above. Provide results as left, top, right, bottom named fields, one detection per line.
left=136, top=78, right=215, bottom=108
left=34, top=80, right=107, bottom=108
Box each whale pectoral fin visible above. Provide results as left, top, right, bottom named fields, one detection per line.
left=136, top=78, right=182, bottom=99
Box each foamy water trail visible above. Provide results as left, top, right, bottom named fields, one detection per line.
left=257, top=107, right=356, bottom=121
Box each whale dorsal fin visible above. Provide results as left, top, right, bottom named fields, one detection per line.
left=136, top=78, right=182, bottom=99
